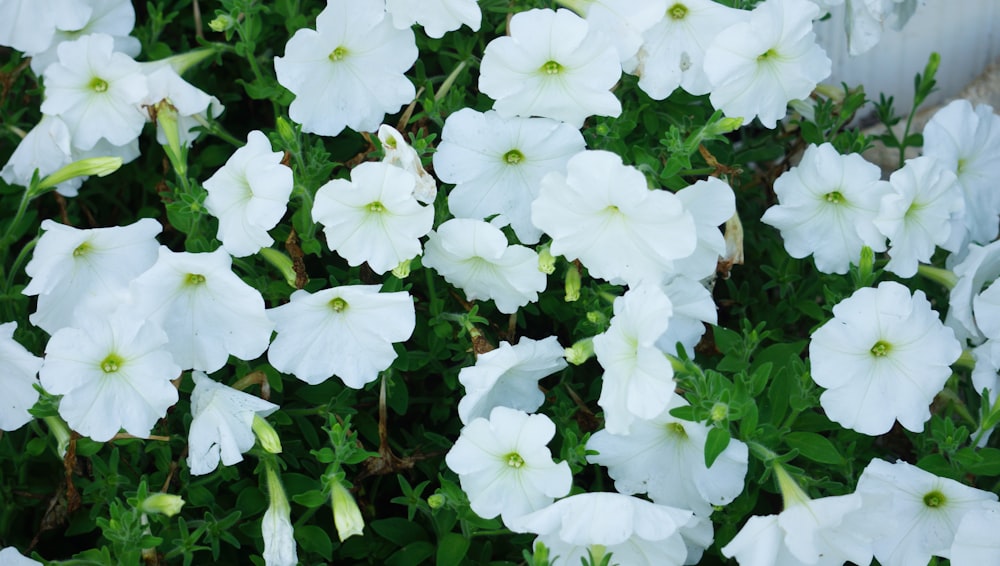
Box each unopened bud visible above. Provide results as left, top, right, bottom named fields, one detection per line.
left=564, top=337, right=594, bottom=366
left=564, top=262, right=581, bottom=302
left=141, top=493, right=186, bottom=517
left=538, top=246, right=556, bottom=275
left=252, top=414, right=282, bottom=454
left=330, top=478, right=364, bottom=542
left=392, top=258, right=412, bottom=279
left=208, top=14, right=235, bottom=32
left=36, top=157, right=122, bottom=191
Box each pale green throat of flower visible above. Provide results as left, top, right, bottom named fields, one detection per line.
left=185, top=273, right=207, bottom=286
left=329, top=46, right=348, bottom=62
left=870, top=340, right=891, bottom=357
left=824, top=191, right=844, bottom=204
left=923, top=489, right=946, bottom=508
left=329, top=297, right=349, bottom=312
left=504, top=452, right=525, bottom=468
left=757, top=48, right=779, bottom=62
left=666, top=422, right=688, bottom=438
left=100, top=353, right=125, bottom=374
left=668, top=3, right=688, bottom=20
left=90, top=77, right=109, bottom=93
left=502, top=149, right=524, bottom=165
left=367, top=201, right=386, bottom=213
left=73, top=242, right=92, bottom=257
left=540, top=60, right=563, bottom=75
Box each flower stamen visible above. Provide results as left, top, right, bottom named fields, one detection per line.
left=502, top=149, right=524, bottom=165
left=505, top=452, right=525, bottom=468
left=870, top=340, right=891, bottom=357
left=668, top=3, right=688, bottom=20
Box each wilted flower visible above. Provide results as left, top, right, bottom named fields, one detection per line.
left=445, top=407, right=571, bottom=525
left=673, top=176, right=737, bottom=280
left=0, top=322, right=43, bottom=432
left=809, top=281, right=961, bottom=435
left=267, top=285, right=416, bottom=388
left=478, top=8, right=622, bottom=127
left=273, top=0, right=417, bottom=136
left=377, top=124, right=436, bottom=204
left=203, top=130, right=293, bottom=257
left=262, top=464, right=298, bottom=566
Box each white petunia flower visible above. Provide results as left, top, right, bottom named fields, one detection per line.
left=142, top=62, right=224, bottom=148
left=262, top=465, right=298, bottom=566
left=0, top=322, right=43, bottom=432
left=1, top=115, right=79, bottom=196
left=923, top=99, right=1000, bottom=248
left=762, top=143, right=890, bottom=274
left=673, top=176, right=737, bottom=280
left=376, top=124, right=436, bottom=204
left=40, top=33, right=148, bottom=151
left=704, top=0, right=831, bottom=128
left=946, top=240, right=1000, bottom=345
left=39, top=313, right=180, bottom=442
left=722, top=466, right=875, bottom=566
left=655, top=275, right=716, bottom=356
left=568, top=0, right=668, bottom=72
left=445, top=407, right=571, bottom=525
left=23, top=218, right=161, bottom=335
left=478, top=8, right=622, bottom=128
left=187, top=371, right=279, bottom=476
left=587, top=394, right=748, bottom=517
left=129, top=247, right=274, bottom=373
left=203, top=130, right=293, bottom=257
left=856, top=458, right=998, bottom=566
left=0, top=0, right=88, bottom=53
left=810, top=281, right=962, bottom=435
left=532, top=150, right=697, bottom=287
left=385, top=0, right=480, bottom=38
left=422, top=219, right=547, bottom=314
left=635, top=0, right=747, bottom=99
left=950, top=504, right=1000, bottom=566
left=312, top=161, right=433, bottom=274
left=875, top=155, right=964, bottom=278
left=837, top=0, right=919, bottom=56
left=267, top=285, right=415, bottom=388
left=273, top=0, right=417, bottom=136
left=26, top=0, right=141, bottom=75
left=433, top=108, right=585, bottom=245
left=507, top=492, right=696, bottom=566
left=0, top=547, right=43, bottom=565
left=593, top=284, right=675, bottom=434
left=457, top=336, right=567, bottom=425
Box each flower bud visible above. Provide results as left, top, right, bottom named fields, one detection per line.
left=259, top=248, right=297, bottom=289
left=392, top=258, right=412, bottom=279
left=208, top=14, right=235, bottom=32
left=564, top=262, right=581, bottom=302
left=263, top=464, right=298, bottom=566
left=564, top=337, right=594, bottom=366
left=43, top=415, right=72, bottom=458
left=537, top=245, right=556, bottom=275
left=710, top=402, right=729, bottom=423
left=330, top=478, right=364, bottom=542
left=585, top=310, right=607, bottom=326
left=141, top=493, right=186, bottom=517
left=275, top=117, right=296, bottom=147
left=36, top=157, right=122, bottom=191
left=427, top=493, right=446, bottom=509
left=252, top=414, right=283, bottom=454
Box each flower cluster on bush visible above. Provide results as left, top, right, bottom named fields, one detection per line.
left=2, top=0, right=1000, bottom=564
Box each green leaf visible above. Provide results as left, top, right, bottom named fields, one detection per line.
left=371, top=518, right=429, bottom=547
left=385, top=542, right=435, bottom=566
left=435, top=532, right=470, bottom=566
left=954, top=447, right=1000, bottom=476
left=704, top=426, right=731, bottom=468
left=292, top=490, right=329, bottom=509
left=783, top=432, right=844, bottom=465
left=295, top=525, right=333, bottom=560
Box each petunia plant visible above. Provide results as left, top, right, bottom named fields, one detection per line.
left=2, top=0, right=1000, bottom=564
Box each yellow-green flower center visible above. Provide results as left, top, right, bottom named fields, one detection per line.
left=666, top=422, right=687, bottom=438
left=329, top=297, right=348, bottom=312
left=503, top=149, right=524, bottom=165
left=757, top=48, right=779, bottom=62
left=541, top=60, right=563, bottom=75
left=923, top=489, right=946, bottom=508
left=185, top=273, right=206, bottom=286
left=90, top=77, right=109, bottom=92
left=329, top=46, right=349, bottom=61
left=73, top=242, right=91, bottom=257
left=668, top=3, right=688, bottom=19
left=824, top=191, right=844, bottom=204
left=367, top=201, right=385, bottom=213
left=505, top=452, right=525, bottom=468
left=870, top=340, right=891, bottom=357
left=100, top=353, right=125, bottom=374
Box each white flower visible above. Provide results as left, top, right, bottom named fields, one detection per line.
left=635, top=0, right=747, bottom=99
left=762, top=142, right=890, bottom=274
left=377, top=124, right=436, bottom=204
left=923, top=99, right=1000, bottom=247
left=26, top=0, right=141, bottom=75
left=0, top=322, right=43, bottom=432
left=838, top=0, right=919, bottom=56
left=950, top=504, right=1000, bottom=566
left=142, top=62, right=224, bottom=148
left=673, top=176, right=737, bottom=280
left=39, top=313, right=180, bottom=442
left=23, top=218, right=162, bottom=335
left=655, top=275, right=717, bottom=356
left=273, top=0, right=417, bottom=136
left=809, top=281, right=961, bottom=435
left=478, top=8, right=622, bottom=127
left=445, top=407, right=571, bottom=525
left=262, top=465, right=298, bottom=566
left=946, top=241, right=1000, bottom=345
left=312, top=161, right=433, bottom=274
left=1, top=115, right=79, bottom=196
left=40, top=33, right=148, bottom=151
left=422, top=219, right=547, bottom=314
left=507, top=492, right=696, bottom=566
left=875, top=155, right=965, bottom=278
left=187, top=371, right=279, bottom=476
left=569, top=0, right=668, bottom=72
left=385, top=0, right=480, bottom=38
left=532, top=150, right=697, bottom=286
left=457, top=336, right=567, bottom=425
left=704, top=0, right=831, bottom=128
left=0, top=547, right=43, bottom=565
left=594, top=284, right=676, bottom=434
left=203, top=130, right=293, bottom=257
left=267, top=285, right=416, bottom=388
left=0, top=0, right=87, bottom=52
left=129, top=247, right=274, bottom=373
left=856, top=458, right=998, bottom=566
left=587, top=395, right=748, bottom=517
left=432, top=108, right=585, bottom=245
